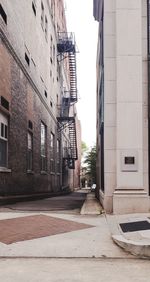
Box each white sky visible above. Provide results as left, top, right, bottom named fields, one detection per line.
left=65, top=0, right=98, bottom=148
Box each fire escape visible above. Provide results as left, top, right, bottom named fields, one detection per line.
left=57, top=32, right=78, bottom=169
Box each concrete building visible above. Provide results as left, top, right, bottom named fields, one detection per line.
left=0, top=0, right=80, bottom=196
left=93, top=0, right=150, bottom=214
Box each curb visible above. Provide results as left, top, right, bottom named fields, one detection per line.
left=112, top=234, right=150, bottom=258
left=80, top=193, right=103, bottom=215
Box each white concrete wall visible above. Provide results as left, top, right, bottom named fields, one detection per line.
left=103, top=0, right=116, bottom=212
left=101, top=0, right=149, bottom=213
left=116, top=0, right=143, bottom=189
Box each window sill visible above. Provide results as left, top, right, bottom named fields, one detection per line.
left=50, top=172, right=55, bottom=175
left=0, top=168, right=11, bottom=173
left=41, top=171, right=47, bottom=175
left=27, top=170, right=34, bottom=174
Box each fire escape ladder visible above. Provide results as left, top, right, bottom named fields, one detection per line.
left=57, top=32, right=78, bottom=169
left=68, top=119, right=78, bottom=160
left=69, top=52, right=77, bottom=103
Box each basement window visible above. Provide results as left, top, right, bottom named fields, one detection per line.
left=0, top=4, right=7, bottom=25
left=25, top=52, right=30, bottom=66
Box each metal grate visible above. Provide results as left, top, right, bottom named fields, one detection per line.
left=120, top=220, right=150, bottom=233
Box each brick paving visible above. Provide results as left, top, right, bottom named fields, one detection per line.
left=0, top=214, right=93, bottom=244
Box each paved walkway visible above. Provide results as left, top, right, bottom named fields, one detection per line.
left=0, top=191, right=150, bottom=281
left=0, top=191, right=150, bottom=258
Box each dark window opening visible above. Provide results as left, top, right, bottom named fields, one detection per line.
left=32, top=1, right=36, bottom=16
left=25, top=53, right=30, bottom=66
left=1, top=96, right=9, bottom=110
left=28, top=120, right=33, bottom=130
left=0, top=4, right=7, bottom=25
left=0, top=139, right=7, bottom=167
left=1, top=123, right=4, bottom=138
left=44, top=90, right=47, bottom=98
left=50, top=101, right=53, bottom=107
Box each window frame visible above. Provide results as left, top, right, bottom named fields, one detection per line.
left=27, top=131, right=33, bottom=172
left=41, top=122, right=47, bottom=172
left=50, top=132, right=55, bottom=173
left=0, top=113, right=8, bottom=169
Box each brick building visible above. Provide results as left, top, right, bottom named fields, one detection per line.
left=0, top=0, right=80, bottom=196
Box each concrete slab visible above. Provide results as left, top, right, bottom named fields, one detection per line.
left=107, top=213, right=150, bottom=257
left=0, top=258, right=149, bottom=282
left=80, top=193, right=103, bottom=215
left=0, top=212, right=131, bottom=258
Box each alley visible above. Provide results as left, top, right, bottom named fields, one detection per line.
left=0, top=190, right=149, bottom=281
left=0, top=190, right=87, bottom=213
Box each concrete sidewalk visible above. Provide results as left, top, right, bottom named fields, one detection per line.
left=81, top=192, right=150, bottom=258
left=80, top=192, right=103, bottom=215
left=0, top=191, right=150, bottom=258
left=0, top=193, right=130, bottom=258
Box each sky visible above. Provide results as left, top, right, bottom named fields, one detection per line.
left=65, top=0, right=98, bottom=148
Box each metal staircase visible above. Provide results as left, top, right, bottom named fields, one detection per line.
left=69, top=52, right=77, bottom=103
left=57, top=32, right=78, bottom=169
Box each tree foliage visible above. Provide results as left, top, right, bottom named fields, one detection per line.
left=81, top=141, right=88, bottom=156
left=84, top=145, right=96, bottom=183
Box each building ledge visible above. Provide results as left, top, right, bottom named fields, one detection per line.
left=0, top=168, right=11, bottom=173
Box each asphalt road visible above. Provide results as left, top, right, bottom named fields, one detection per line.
left=1, top=190, right=87, bottom=213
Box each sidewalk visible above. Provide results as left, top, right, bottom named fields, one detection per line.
left=0, top=192, right=130, bottom=259
left=0, top=191, right=150, bottom=258
left=80, top=192, right=103, bottom=215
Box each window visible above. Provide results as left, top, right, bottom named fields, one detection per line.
left=44, top=90, right=47, bottom=98
left=45, top=16, right=48, bottom=40
left=41, top=2, right=44, bottom=29
left=1, top=96, right=9, bottom=110
left=28, top=120, right=33, bottom=130
left=57, top=140, right=60, bottom=173
left=53, top=45, right=55, bottom=65
left=50, top=132, right=55, bottom=172
left=27, top=132, right=33, bottom=171
left=25, top=52, right=30, bottom=66
left=41, top=122, right=46, bottom=171
left=0, top=4, right=7, bottom=24
left=0, top=113, right=8, bottom=168
left=32, top=0, right=36, bottom=16
left=50, top=36, right=53, bottom=63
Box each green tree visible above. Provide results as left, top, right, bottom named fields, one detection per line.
left=81, top=141, right=88, bottom=156
left=84, top=145, right=96, bottom=183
